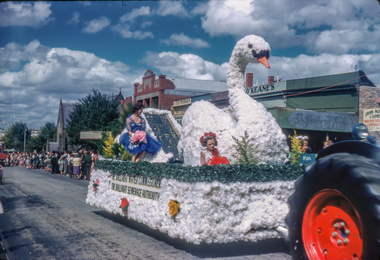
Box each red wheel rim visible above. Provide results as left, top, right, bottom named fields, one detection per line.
left=302, top=189, right=363, bottom=259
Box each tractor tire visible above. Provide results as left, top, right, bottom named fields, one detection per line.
left=286, top=153, right=380, bottom=259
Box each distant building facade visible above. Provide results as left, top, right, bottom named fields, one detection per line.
left=133, top=70, right=228, bottom=110
left=31, top=130, right=41, bottom=137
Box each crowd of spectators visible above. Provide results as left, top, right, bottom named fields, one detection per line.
left=4, top=149, right=98, bottom=180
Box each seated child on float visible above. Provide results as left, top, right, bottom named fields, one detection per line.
left=200, top=132, right=230, bottom=166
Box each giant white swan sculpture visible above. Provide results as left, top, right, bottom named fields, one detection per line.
left=178, top=35, right=288, bottom=166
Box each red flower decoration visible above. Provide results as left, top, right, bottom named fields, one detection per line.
left=200, top=132, right=217, bottom=144
left=212, top=148, right=219, bottom=157
left=92, top=179, right=100, bottom=192
left=120, top=198, right=129, bottom=213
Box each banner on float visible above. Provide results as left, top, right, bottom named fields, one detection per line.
left=363, top=108, right=380, bottom=132
left=110, top=174, right=161, bottom=201
left=299, top=154, right=316, bottom=165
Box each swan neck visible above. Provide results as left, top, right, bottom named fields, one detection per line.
left=227, top=57, right=247, bottom=91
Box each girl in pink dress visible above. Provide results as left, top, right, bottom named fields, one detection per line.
left=20, top=157, right=24, bottom=167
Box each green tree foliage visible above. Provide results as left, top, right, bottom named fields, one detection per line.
left=102, top=132, right=114, bottom=159
left=121, top=150, right=132, bottom=161
left=232, top=131, right=260, bottom=164
left=112, top=142, right=125, bottom=159
left=66, top=89, right=120, bottom=150
left=26, top=122, right=56, bottom=152
left=119, top=102, right=134, bottom=129
left=39, top=122, right=56, bottom=142
left=288, top=130, right=302, bottom=164
left=102, top=131, right=130, bottom=160
left=3, top=122, right=30, bottom=151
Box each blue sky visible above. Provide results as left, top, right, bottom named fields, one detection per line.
left=0, top=0, right=379, bottom=130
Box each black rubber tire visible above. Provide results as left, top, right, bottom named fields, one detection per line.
left=285, top=153, right=380, bottom=259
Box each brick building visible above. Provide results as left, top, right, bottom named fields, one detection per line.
left=133, top=70, right=228, bottom=110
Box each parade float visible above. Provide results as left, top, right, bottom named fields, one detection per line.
left=87, top=35, right=380, bottom=258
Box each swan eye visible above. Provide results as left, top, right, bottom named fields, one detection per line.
left=248, top=44, right=253, bottom=49
left=252, top=50, right=270, bottom=59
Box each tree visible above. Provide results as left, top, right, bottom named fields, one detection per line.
left=26, top=122, right=56, bottom=152
left=39, top=122, right=56, bottom=143
left=119, top=102, right=134, bottom=129
left=66, top=89, right=120, bottom=150
left=3, top=122, right=30, bottom=151
left=232, top=131, right=260, bottom=164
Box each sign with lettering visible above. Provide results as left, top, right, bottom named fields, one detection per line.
left=110, top=174, right=161, bottom=201
left=246, top=84, right=275, bottom=95
left=299, top=154, right=316, bottom=165
left=172, top=109, right=187, bottom=117
left=80, top=131, right=102, bottom=140
left=363, top=108, right=380, bottom=132
left=173, top=98, right=191, bottom=106
left=144, top=113, right=182, bottom=162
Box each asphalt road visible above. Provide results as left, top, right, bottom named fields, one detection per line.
left=0, top=166, right=292, bottom=260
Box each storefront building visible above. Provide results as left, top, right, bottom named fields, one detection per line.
left=172, top=70, right=378, bottom=151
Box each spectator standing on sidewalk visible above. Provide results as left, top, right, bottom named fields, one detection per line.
left=67, top=152, right=74, bottom=178
left=79, top=150, right=85, bottom=179
left=61, top=151, right=68, bottom=175
left=50, top=152, right=58, bottom=174
left=0, top=164, right=3, bottom=185
left=90, top=150, right=98, bottom=176
left=73, top=154, right=81, bottom=180
left=83, top=151, right=92, bottom=180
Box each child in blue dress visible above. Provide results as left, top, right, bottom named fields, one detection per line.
left=120, top=102, right=162, bottom=162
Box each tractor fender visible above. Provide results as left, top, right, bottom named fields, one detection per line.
left=317, top=140, right=380, bottom=166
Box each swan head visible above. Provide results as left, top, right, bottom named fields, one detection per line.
left=232, top=35, right=271, bottom=68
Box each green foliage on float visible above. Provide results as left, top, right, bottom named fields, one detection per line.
left=94, top=160, right=304, bottom=183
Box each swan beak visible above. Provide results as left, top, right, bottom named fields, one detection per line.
left=257, top=57, right=270, bottom=68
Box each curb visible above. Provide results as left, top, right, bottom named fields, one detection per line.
left=0, top=227, right=14, bottom=260
left=0, top=205, right=14, bottom=260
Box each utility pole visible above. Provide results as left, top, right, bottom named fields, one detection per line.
left=24, top=123, right=26, bottom=152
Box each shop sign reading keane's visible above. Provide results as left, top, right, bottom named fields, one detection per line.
left=246, top=83, right=275, bottom=95
left=111, top=174, right=161, bottom=201
left=363, top=108, right=380, bottom=132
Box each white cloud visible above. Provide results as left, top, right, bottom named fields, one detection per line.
left=201, top=0, right=380, bottom=54
left=133, top=31, right=154, bottom=40
left=141, top=51, right=227, bottom=80
left=190, top=3, right=208, bottom=16
left=82, top=16, right=111, bottom=33
left=140, top=21, right=153, bottom=28
left=155, top=1, right=190, bottom=18
left=0, top=2, right=53, bottom=27
left=79, top=1, right=91, bottom=7
left=120, top=6, right=150, bottom=23
left=112, top=24, right=153, bottom=39
left=67, top=11, right=80, bottom=25
left=141, top=50, right=380, bottom=86
left=113, top=6, right=154, bottom=40
left=0, top=41, right=141, bottom=129
left=160, top=33, right=210, bottom=48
